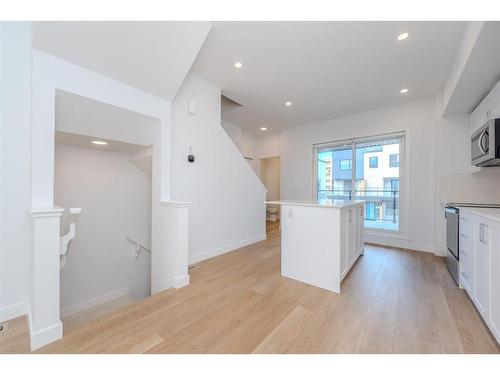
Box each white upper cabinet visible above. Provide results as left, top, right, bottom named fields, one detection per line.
left=470, top=81, right=500, bottom=134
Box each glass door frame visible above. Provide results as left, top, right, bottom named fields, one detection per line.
left=312, top=131, right=407, bottom=236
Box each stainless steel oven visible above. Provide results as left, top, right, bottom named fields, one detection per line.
left=444, top=203, right=500, bottom=285
left=445, top=206, right=459, bottom=285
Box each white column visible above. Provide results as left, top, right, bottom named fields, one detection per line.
left=151, top=201, right=190, bottom=294
left=30, top=207, right=64, bottom=350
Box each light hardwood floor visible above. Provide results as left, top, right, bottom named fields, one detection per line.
left=2, top=221, right=499, bottom=353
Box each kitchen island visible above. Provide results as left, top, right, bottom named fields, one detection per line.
left=266, top=199, right=365, bottom=293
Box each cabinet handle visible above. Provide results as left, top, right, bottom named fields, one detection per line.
left=479, top=223, right=488, bottom=244
left=461, top=271, right=469, bottom=280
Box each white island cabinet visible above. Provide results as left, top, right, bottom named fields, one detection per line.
left=459, top=207, right=500, bottom=345
left=266, top=199, right=365, bottom=294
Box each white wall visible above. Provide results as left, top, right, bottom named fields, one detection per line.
left=27, top=50, right=176, bottom=349
left=0, top=22, right=32, bottom=321
left=55, top=145, right=151, bottom=313
left=280, top=98, right=437, bottom=252
left=257, top=131, right=281, bottom=159
left=221, top=120, right=261, bottom=177
left=172, top=74, right=267, bottom=264
left=221, top=120, right=242, bottom=148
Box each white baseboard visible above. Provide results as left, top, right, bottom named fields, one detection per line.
left=60, top=287, right=130, bottom=318
left=30, top=321, right=63, bottom=351
left=173, top=274, right=190, bottom=289
left=0, top=301, right=28, bottom=322
left=189, top=233, right=267, bottom=265
left=409, top=242, right=436, bottom=254
left=365, top=235, right=435, bottom=254
left=365, top=231, right=436, bottom=254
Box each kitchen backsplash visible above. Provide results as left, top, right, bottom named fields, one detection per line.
left=440, top=168, right=500, bottom=204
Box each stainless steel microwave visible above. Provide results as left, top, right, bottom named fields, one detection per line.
left=471, top=119, right=500, bottom=167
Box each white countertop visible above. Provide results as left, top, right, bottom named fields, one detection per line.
left=266, top=199, right=365, bottom=209
left=459, top=206, right=500, bottom=223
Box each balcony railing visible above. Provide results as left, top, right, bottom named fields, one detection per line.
left=317, top=188, right=399, bottom=226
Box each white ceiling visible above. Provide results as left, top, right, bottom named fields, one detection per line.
left=55, top=131, right=148, bottom=154
left=33, top=21, right=211, bottom=100
left=443, top=21, right=500, bottom=116
left=192, top=21, right=466, bottom=133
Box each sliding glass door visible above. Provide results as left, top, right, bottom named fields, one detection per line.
left=314, top=134, right=403, bottom=232
left=316, top=142, right=353, bottom=201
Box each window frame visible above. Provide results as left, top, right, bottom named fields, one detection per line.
left=312, top=132, right=407, bottom=237
left=339, top=159, right=352, bottom=170
left=369, top=156, right=378, bottom=168
left=389, top=153, right=400, bottom=168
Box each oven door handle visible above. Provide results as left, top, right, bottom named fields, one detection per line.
left=479, top=129, right=489, bottom=155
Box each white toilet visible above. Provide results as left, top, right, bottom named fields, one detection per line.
left=266, top=204, right=280, bottom=221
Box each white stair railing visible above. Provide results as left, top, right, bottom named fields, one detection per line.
left=60, top=208, right=82, bottom=269
left=126, top=237, right=151, bottom=258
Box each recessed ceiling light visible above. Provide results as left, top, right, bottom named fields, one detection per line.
left=400, top=88, right=409, bottom=94
left=234, top=61, right=243, bottom=69
left=91, top=140, right=108, bottom=145
left=285, top=101, right=292, bottom=107
left=260, top=127, right=268, bottom=131
left=397, top=32, right=409, bottom=41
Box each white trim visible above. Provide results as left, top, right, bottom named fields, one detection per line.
left=172, top=274, right=190, bottom=289
left=365, top=234, right=435, bottom=253
left=159, top=200, right=191, bottom=208
left=365, top=229, right=410, bottom=241
left=0, top=301, right=28, bottom=322
left=409, top=243, right=436, bottom=253
left=189, top=234, right=267, bottom=265
left=30, top=206, right=64, bottom=218
left=60, top=287, right=130, bottom=318
left=30, top=321, right=63, bottom=351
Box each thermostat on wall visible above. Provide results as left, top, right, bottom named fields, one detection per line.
left=186, top=99, right=196, bottom=115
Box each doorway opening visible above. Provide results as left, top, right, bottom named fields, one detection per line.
left=54, top=91, right=157, bottom=332
left=260, top=156, right=281, bottom=235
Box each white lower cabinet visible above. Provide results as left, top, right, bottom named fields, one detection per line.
left=459, top=208, right=500, bottom=344
left=340, top=205, right=364, bottom=280
left=459, top=213, right=475, bottom=296
left=474, top=222, right=490, bottom=320
left=489, top=224, right=500, bottom=341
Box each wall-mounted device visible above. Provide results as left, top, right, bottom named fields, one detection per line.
left=186, top=99, right=196, bottom=115
left=471, top=118, right=500, bottom=167
left=188, top=145, right=195, bottom=163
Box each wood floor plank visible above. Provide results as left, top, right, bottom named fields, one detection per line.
left=2, top=221, right=498, bottom=354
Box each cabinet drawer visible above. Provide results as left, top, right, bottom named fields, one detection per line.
left=459, top=236, right=473, bottom=256
left=459, top=215, right=472, bottom=234
left=460, top=248, right=473, bottom=270
left=460, top=267, right=474, bottom=297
